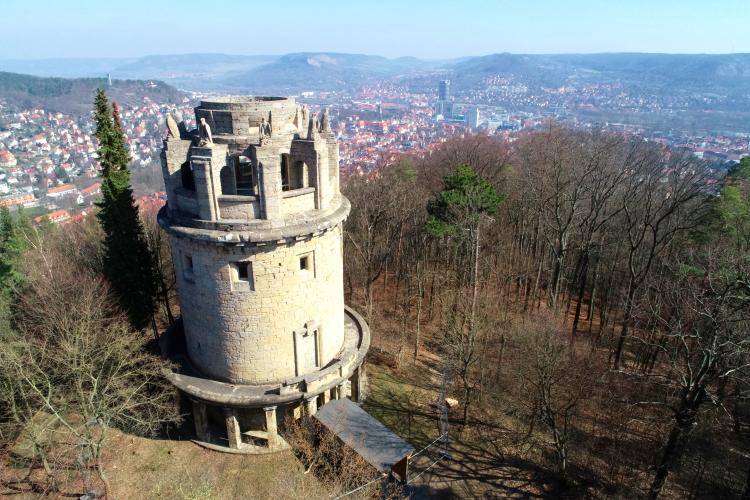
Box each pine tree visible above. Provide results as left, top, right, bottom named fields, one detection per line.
left=0, top=206, right=12, bottom=244
left=94, top=89, right=157, bottom=332
left=427, top=163, right=502, bottom=334
left=0, top=206, right=30, bottom=337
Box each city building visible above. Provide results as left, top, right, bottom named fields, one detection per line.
left=158, top=96, right=370, bottom=454
left=434, top=79, right=453, bottom=120
left=0, top=149, right=17, bottom=168
left=438, top=79, right=450, bottom=101
left=465, top=108, right=481, bottom=129
left=46, top=183, right=78, bottom=199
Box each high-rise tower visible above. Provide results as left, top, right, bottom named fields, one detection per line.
left=438, top=79, right=450, bottom=101
left=435, top=79, right=453, bottom=119
left=158, top=96, right=369, bottom=453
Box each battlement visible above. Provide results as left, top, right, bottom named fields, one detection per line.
left=195, top=96, right=298, bottom=137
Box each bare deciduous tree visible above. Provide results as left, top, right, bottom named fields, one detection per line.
left=0, top=225, right=180, bottom=498
left=630, top=250, right=750, bottom=499
left=516, top=313, right=592, bottom=480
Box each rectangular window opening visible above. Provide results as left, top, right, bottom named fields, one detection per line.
left=299, top=255, right=309, bottom=271
left=183, top=254, right=194, bottom=281
left=281, top=154, right=291, bottom=192
left=237, top=261, right=250, bottom=280
left=231, top=261, right=254, bottom=291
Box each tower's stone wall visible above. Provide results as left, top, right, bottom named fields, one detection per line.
left=160, top=96, right=350, bottom=386
left=170, top=224, right=345, bottom=384
left=194, top=96, right=298, bottom=136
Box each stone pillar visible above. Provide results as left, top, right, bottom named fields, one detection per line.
left=190, top=145, right=227, bottom=222
left=192, top=400, right=209, bottom=441
left=351, top=364, right=365, bottom=402
left=162, top=138, right=192, bottom=213
left=304, top=396, right=318, bottom=416
left=264, top=406, right=279, bottom=450
left=319, top=389, right=331, bottom=407
left=225, top=409, right=242, bottom=449
left=191, top=154, right=217, bottom=221
left=314, top=144, right=331, bottom=208
left=334, top=383, right=345, bottom=400
left=258, top=154, right=281, bottom=220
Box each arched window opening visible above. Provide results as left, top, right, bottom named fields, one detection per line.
left=180, top=161, right=195, bottom=191
left=235, top=155, right=255, bottom=196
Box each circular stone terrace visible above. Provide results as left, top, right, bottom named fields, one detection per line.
left=159, top=306, right=370, bottom=408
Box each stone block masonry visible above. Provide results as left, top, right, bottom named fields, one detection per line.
left=158, top=96, right=368, bottom=454
left=171, top=224, right=345, bottom=384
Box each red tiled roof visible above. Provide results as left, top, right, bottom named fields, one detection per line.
left=47, top=183, right=77, bottom=194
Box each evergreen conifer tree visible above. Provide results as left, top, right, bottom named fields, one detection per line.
left=0, top=206, right=30, bottom=336
left=93, top=89, right=157, bottom=331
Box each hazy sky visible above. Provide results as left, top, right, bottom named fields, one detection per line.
left=2, top=0, right=748, bottom=59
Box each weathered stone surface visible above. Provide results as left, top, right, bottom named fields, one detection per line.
left=161, top=307, right=370, bottom=408
left=159, top=96, right=369, bottom=453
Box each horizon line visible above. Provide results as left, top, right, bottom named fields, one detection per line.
left=2, top=50, right=750, bottom=62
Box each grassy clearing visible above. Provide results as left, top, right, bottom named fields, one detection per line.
left=105, top=429, right=326, bottom=499
left=362, top=364, right=442, bottom=450
left=362, top=362, right=563, bottom=498
left=2, top=424, right=326, bottom=499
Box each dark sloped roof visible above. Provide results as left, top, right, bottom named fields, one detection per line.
left=314, top=398, right=414, bottom=472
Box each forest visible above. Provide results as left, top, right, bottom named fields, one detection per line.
left=0, top=119, right=748, bottom=498
left=342, top=128, right=750, bottom=498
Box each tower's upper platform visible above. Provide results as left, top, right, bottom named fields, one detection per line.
left=159, top=96, right=347, bottom=243
left=195, top=96, right=299, bottom=140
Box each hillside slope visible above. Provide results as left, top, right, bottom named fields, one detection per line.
left=111, top=53, right=278, bottom=90
left=223, top=52, right=442, bottom=92
left=0, top=72, right=187, bottom=115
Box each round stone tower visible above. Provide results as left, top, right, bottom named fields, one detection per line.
left=158, top=96, right=369, bottom=453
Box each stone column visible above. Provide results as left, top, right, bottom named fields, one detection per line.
left=315, top=146, right=331, bottom=208
left=304, top=396, right=318, bottom=416
left=264, top=406, right=279, bottom=450
left=258, top=154, right=281, bottom=220
left=190, top=145, right=227, bottom=222
left=351, top=364, right=365, bottom=402
left=192, top=400, right=209, bottom=441
left=334, top=383, right=346, bottom=400
left=190, top=154, right=217, bottom=221
left=225, top=409, right=242, bottom=449
left=319, top=389, right=331, bottom=407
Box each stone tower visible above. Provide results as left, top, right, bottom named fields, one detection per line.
left=158, top=97, right=369, bottom=453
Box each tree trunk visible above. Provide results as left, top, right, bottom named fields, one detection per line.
left=96, top=453, right=112, bottom=499
left=530, top=257, right=543, bottom=312
left=550, top=243, right=565, bottom=310
left=570, top=251, right=589, bottom=342
left=427, top=270, right=436, bottom=322
left=414, top=262, right=424, bottom=359
left=159, top=277, right=175, bottom=326
left=648, top=422, right=684, bottom=500
left=365, top=280, right=373, bottom=324
left=470, top=224, right=480, bottom=333
left=150, top=315, right=159, bottom=342
left=383, top=258, right=388, bottom=291
left=613, top=281, right=636, bottom=370
left=741, top=460, right=750, bottom=500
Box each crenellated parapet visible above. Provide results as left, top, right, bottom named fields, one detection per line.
left=161, top=96, right=341, bottom=225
